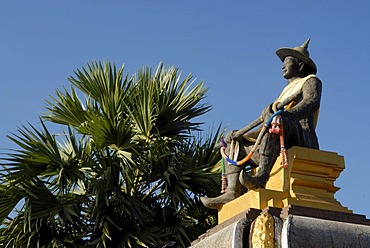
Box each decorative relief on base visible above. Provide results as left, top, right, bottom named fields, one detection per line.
left=250, top=212, right=275, bottom=248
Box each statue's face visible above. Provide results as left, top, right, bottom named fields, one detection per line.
left=282, top=56, right=301, bottom=79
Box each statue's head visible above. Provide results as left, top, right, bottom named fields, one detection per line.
left=276, top=39, right=317, bottom=76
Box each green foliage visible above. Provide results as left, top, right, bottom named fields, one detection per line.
left=0, top=62, right=222, bottom=247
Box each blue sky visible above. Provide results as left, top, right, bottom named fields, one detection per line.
left=1, top=1, right=370, bottom=218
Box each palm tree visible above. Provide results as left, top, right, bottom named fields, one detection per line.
left=0, top=62, right=222, bottom=247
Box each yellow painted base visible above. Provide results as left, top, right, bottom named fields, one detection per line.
left=218, top=147, right=351, bottom=224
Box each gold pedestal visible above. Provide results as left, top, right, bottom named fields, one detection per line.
left=218, top=147, right=351, bottom=224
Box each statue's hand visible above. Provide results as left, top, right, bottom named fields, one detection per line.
left=273, top=102, right=282, bottom=112
left=261, top=104, right=274, bottom=121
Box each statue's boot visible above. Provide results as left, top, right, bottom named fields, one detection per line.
left=200, top=164, right=242, bottom=209
left=239, top=154, right=277, bottom=190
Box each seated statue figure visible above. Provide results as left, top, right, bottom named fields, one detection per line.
left=201, top=39, right=322, bottom=209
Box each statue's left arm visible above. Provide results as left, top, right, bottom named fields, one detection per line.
left=284, top=77, right=322, bottom=119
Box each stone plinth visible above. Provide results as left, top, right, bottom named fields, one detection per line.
left=218, top=147, right=351, bottom=223
left=190, top=218, right=249, bottom=248
left=191, top=147, right=370, bottom=247
left=190, top=206, right=370, bottom=248
left=283, top=215, right=370, bottom=247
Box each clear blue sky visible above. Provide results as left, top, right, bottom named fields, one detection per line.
left=1, top=1, right=369, bottom=218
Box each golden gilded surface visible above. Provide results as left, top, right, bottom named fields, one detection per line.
left=250, top=212, right=275, bottom=248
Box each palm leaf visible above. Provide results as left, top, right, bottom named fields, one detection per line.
left=0, top=185, right=24, bottom=223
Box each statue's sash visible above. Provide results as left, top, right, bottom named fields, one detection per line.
left=275, top=74, right=319, bottom=127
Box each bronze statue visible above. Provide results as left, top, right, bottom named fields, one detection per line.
left=201, top=39, right=322, bottom=209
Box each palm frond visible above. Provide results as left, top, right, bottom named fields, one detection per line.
left=0, top=185, right=24, bottom=223
left=44, top=87, right=89, bottom=129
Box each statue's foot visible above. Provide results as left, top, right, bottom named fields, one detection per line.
left=200, top=191, right=238, bottom=209
left=239, top=170, right=268, bottom=190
